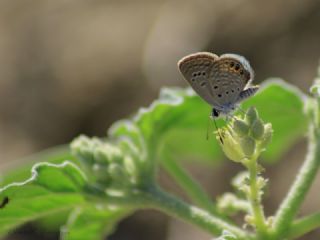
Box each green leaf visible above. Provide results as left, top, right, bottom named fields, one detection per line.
left=109, top=88, right=223, bottom=163
left=61, top=206, right=129, bottom=240
left=242, top=79, right=308, bottom=162
left=0, top=161, right=87, bottom=236
left=0, top=145, right=74, bottom=186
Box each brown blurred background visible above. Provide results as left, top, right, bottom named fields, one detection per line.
left=1, top=0, right=320, bottom=239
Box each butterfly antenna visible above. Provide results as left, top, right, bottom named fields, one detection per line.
left=206, top=116, right=210, bottom=140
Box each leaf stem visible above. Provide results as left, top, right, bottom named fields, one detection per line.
left=88, top=185, right=252, bottom=239
left=272, top=125, right=320, bottom=238
left=161, top=152, right=218, bottom=214
left=141, top=186, right=252, bottom=239
left=287, top=212, right=320, bottom=239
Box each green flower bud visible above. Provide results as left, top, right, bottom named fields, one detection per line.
left=310, top=84, right=320, bottom=97
left=260, top=123, right=273, bottom=148
left=310, top=65, right=320, bottom=96
left=240, top=136, right=256, bottom=156
left=233, top=119, right=249, bottom=136
left=217, top=130, right=246, bottom=162
left=108, top=163, right=128, bottom=181
left=257, top=176, right=268, bottom=190
left=92, top=163, right=110, bottom=184
left=239, top=184, right=250, bottom=195
left=244, top=214, right=255, bottom=226
left=216, top=107, right=273, bottom=165
left=93, top=147, right=109, bottom=164
left=217, top=193, right=237, bottom=211
left=231, top=171, right=249, bottom=190
left=98, top=143, right=123, bottom=164
left=217, top=193, right=250, bottom=216
left=251, top=119, right=264, bottom=140
left=257, top=163, right=265, bottom=174
left=123, top=155, right=138, bottom=183
left=71, top=135, right=98, bottom=166
left=266, top=216, right=274, bottom=227
left=245, top=107, right=258, bottom=124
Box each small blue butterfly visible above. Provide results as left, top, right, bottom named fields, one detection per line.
left=178, top=52, right=258, bottom=118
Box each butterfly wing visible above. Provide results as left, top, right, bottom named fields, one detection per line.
left=178, top=52, right=219, bottom=106
left=209, top=54, right=254, bottom=106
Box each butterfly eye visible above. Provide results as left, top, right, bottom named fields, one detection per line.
left=235, top=64, right=240, bottom=71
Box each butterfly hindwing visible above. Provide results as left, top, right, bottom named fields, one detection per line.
left=209, top=54, right=254, bottom=106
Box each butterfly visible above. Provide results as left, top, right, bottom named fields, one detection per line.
left=178, top=52, right=259, bottom=118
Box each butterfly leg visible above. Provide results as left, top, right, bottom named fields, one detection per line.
left=210, top=108, right=224, bottom=144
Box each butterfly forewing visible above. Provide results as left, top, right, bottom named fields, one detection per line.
left=178, top=52, right=220, bottom=106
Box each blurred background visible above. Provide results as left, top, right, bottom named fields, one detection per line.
left=1, top=0, right=320, bottom=239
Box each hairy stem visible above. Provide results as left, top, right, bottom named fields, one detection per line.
left=247, top=158, right=268, bottom=237
left=141, top=186, right=252, bottom=239
left=272, top=126, right=320, bottom=238
left=287, top=212, right=320, bottom=239
left=87, top=185, right=251, bottom=239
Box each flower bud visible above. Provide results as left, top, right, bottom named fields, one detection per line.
left=244, top=214, right=255, bottom=226
left=251, top=119, right=264, bottom=140
left=71, top=135, right=96, bottom=165
left=239, top=185, right=250, bottom=195
left=231, top=171, right=249, bottom=190
left=240, top=136, right=256, bottom=156
left=217, top=130, right=246, bottom=162
left=260, top=123, right=273, bottom=148
left=245, top=107, right=258, bottom=124
left=108, top=163, right=128, bottom=181
left=257, top=176, right=267, bottom=190
left=123, top=155, right=138, bottom=184
left=217, top=193, right=237, bottom=212
left=92, top=163, right=110, bottom=184
left=266, top=216, right=274, bottom=227
left=233, top=119, right=249, bottom=136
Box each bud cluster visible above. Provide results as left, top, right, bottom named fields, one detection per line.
left=217, top=107, right=273, bottom=164
left=71, top=135, right=143, bottom=190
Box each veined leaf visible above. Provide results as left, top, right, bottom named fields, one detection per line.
left=0, top=161, right=87, bottom=236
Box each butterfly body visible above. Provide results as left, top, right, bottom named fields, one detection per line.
left=178, top=52, right=258, bottom=118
